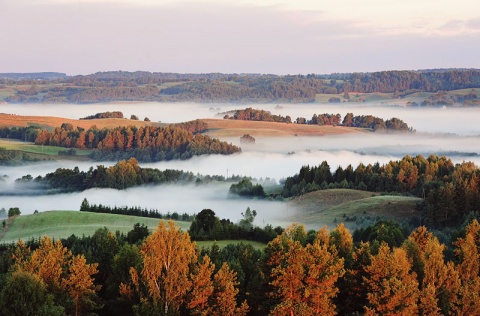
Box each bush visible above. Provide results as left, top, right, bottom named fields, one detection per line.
left=7, top=207, right=20, bottom=217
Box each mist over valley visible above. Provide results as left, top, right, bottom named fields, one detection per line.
left=2, top=102, right=480, bottom=228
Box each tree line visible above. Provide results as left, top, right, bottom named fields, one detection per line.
left=16, top=158, right=196, bottom=192
left=282, top=154, right=480, bottom=228
left=79, top=198, right=194, bottom=222
left=80, top=111, right=125, bottom=120
left=3, top=69, right=480, bottom=103
left=3, top=217, right=480, bottom=315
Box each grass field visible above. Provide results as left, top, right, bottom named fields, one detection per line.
left=0, top=211, right=191, bottom=244
left=286, top=189, right=422, bottom=229
left=196, top=240, right=266, bottom=250
left=203, top=118, right=365, bottom=138
left=0, top=139, right=92, bottom=157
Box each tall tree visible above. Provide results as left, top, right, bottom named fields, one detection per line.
left=363, top=243, right=419, bottom=315
left=125, top=220, right=197, bottom=315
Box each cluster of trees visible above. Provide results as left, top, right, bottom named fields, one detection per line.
left=4, top=218, right=480, bottom=315
left=342, top=113, right=413, bottom=131
left=0, top=125, right=41, bottom=142
left=0, top=147, right=42, bottom=165
left=4, top=70, right=480, bottom=103
left=297, top=113, right=342, bottom=125
left=229, top=178, right=266, bottom=198
left=80, top=198, right=194, bottom=221
left=224, top=108, right=413, bottom=132
left=188, top=208, right=283, bottom=243
left=80, top=111, right=124, bottom=120
left=224, top=108, right=292, bottom=123
left=6, top=207, right=21, bottom=217
left=33, top=123, right=239, bottom=162
left=240, top=134, right=255, bottom=144
left=171, top=119, right=209, bottom=134
left=17, top=158, right=196, bottom=192
left=282, top=155, right=480, bottom=228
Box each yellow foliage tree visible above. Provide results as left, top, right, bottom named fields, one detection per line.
left=63, top=255, right=100, bottom=316
left=268, top=225, right=344, bottom=316
left=212, top=262, right=248, bottom=316
left=126, top=220, right=197, bottom=315
left=363, top=242, right=419, bottom=315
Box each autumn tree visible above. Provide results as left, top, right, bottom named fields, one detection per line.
left=123, top=220, right=197, bottom=315
left=266, top=225, right=344, bottom=315
left=211, top=262, right=248, bottom=316
left=451, top=219, right=480, bottom=314
left=188, top=256, right=215, bottom=316
left=363, top=242, right=419, bottom=315
left=12, top=236, right=100, bottom=315
left=63, top=255, right=101, bottom=316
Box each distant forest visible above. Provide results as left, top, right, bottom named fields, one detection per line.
left=1, top=69, right=480, bottom=103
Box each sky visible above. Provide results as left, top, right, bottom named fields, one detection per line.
left=1, top=0, right=479, bottom=75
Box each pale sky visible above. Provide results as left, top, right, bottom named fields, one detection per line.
left=1, top=0, right=479, bottom=75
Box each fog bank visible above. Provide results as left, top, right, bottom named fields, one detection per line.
left=3, top=102, right=480, bottom=135
left=0, top=183, right=291, bottom=227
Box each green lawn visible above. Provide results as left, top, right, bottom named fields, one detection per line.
left=196, top=240, right=266, bottom=250
left=1, top=211, right=191, bottom=244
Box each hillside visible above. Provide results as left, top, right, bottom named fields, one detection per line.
left=0, top=113, right=157, bottom=130
left=286, top=189, right=422, bottom=229
left=0, top=211, right=190, bottom=244
left=203, top=118, right=365, bottom=137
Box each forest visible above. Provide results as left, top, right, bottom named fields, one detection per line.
left=2, top=213, right=480, bottom=315
left=2, top=69, right=480, bottom=103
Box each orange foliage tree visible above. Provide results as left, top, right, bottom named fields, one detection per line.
left=12, top=236, right=100, bottom=316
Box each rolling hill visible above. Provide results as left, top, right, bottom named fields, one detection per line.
left=286, top=189, right=422, bottom=230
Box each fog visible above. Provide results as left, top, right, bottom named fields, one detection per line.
left=0, top=183, right=293, bottom=227
left=2, top=102, right=480, bottom=225
left=4, top=102, right=480, bottom=135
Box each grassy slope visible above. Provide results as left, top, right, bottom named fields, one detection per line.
left=286, top=189, right=422, bottom=229
left=0, top=113, right=158, bottom=130
left=203, top=118, right=365, bottom=138
left=0, top=139, right=92, bottom=157
left=0, top=211, right=191, bottom=244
